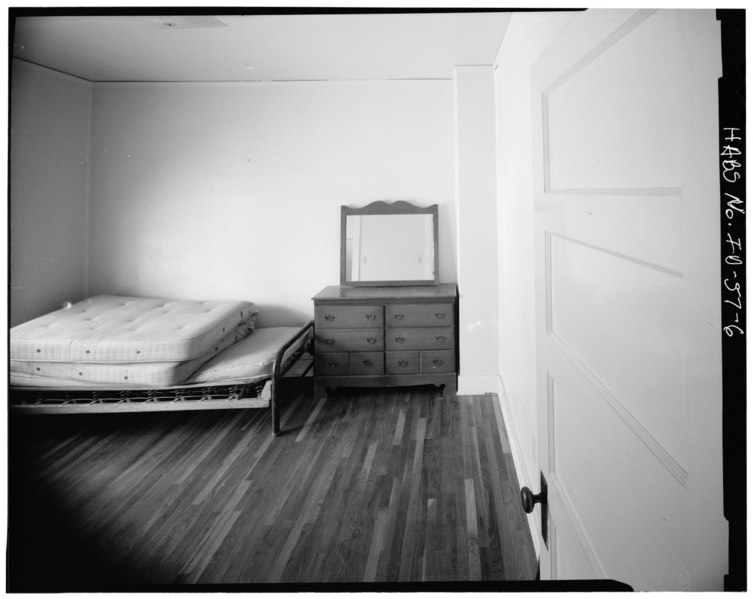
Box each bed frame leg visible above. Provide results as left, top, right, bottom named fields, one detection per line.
left=269, top=320, right=314, bottom=437
left=272, top=415, right=280, bottom=436
left=272, top=389, right=281, bottom=436
left=261, top=380, right=281, bottom=436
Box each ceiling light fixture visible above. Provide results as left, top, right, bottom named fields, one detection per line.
left=144, top=16, right=228, bottom=29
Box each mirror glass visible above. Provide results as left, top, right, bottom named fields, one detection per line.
left=341, top=201, right=438, bottom=286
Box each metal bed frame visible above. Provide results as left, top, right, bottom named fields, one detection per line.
left=9, top=321, right=315, bottom=436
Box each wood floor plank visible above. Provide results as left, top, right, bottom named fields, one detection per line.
left=479, top=401, right=511, bottom=581
left=464, top=478, right=482, bottom=579
left=374, top=469, right=403, bottom=582
left=320, top=393, right=389, bottom=582
left=295, top=425, right=369, bottom=580
left=269, top=421, right=343, bottom=581
left=398, top=417, right=427, bottom=581
left=468, top=397, right=491, bottom=555
left=8, top=383, right=538, bottom=591
left=363, top=505, right=389, bottom=582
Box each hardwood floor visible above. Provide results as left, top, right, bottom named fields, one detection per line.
left=7, top=379, right=538, bottom=591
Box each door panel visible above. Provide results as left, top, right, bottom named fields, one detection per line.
left=545, top=11, right=685, bottom=191
left=552, top=521, right=599, bottom=581
left=549, top=235, right=687, bottom=462
left=532, top=9, right=726, bottom=590
left=541, top=195, right=684, bottom=272
left=550, top=373, right=690, bottom=587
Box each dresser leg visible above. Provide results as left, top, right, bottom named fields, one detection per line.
left=314, top=381, right=328, bottom=401
left=441, top=381, right=458, bottom=397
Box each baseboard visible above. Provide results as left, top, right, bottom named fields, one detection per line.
left=457, top=374, right=503, bottom=396
left=495, top=379, right=541, bottom=558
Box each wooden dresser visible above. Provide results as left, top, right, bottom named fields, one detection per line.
left=312, top=284, right=458, bottom=398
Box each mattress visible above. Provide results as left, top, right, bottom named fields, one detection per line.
left=10, top=295, right=258, bottom=363
left=9, top=323, right=255, bottom=387
left=187, top=326, right=303, bottom=384
left=10, top=355, right=208, bottom=388
left=10, top=327, right=303, bottom=389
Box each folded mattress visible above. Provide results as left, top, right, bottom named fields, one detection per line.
left=10, top=295, right=258, bottom=363
left=10, top=327, right=303, bottom=389
left=9, top=323, right=255, bottom=387
left=187, top=326, right=302, bottom=384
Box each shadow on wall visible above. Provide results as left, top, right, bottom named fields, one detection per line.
left=254, top=304, right=313, bottom=328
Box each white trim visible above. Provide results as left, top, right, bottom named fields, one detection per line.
left=453, top=64, right=495, bottom=73
left=83, top=76, right=93, bottom=299
left=12, top=58, right=93, bottom=85
left=92, top=78, right=452, bottom=89
left=496, top=379, right=541, bottom=558
left=452, top=69, right=462, bottom=294
left=456, top=374, right=502, bottom=397
left=493, top=12, right=516, bottom=71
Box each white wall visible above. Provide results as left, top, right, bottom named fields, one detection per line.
left=454, top=66, right=500, bottom=390
left=494, top=12, right=573, bottom=532
left=9, top=60, right=92, bottom=325
left=87, top=80, right=456, bottom=326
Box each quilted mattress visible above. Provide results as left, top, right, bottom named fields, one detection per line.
left=9, top=325, right=254, bottom=387
left=10, top=327, right=302, bottom=389
left=10, top=295, right=258, bottom=363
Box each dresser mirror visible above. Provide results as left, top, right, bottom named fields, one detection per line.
left=341, top=201, right=439, bottom=286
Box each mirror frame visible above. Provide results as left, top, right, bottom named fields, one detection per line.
left=340, top=200, right=439, bottom=287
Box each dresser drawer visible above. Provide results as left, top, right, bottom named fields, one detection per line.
left=386, top=351, right=420, bottom=374
left=385, top=326, right=454, bottom=351
left=350, top=352, right=385, bottom=375
left=385, top=303, right=454, bottom=327
left=421, top=350, right=455, bottom=374
left=315, top=328, right=383, bottom=352
left=315, top=305, right=383, bottom=329
left=315, top=352, right=350, bottom=376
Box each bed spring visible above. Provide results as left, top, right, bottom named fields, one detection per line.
left=11, top=380, right=267, bottom=407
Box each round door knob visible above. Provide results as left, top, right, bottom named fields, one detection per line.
left=521, top=486, right=543, bottom=514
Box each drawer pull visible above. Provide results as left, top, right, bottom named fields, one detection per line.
left=394, top=336, right=405, bottom=344
left=433, top=359, right=444, bottom=366
left=393, top=313, right=405, bottom=320
left=367, top=336, right=378, bottom=344
left=436, top=335, right=447, bottom=342
left=324, top=314, right=336, bottom=321
left=362, top=359, right=374, bottom=367
left=398, top=360, right=410, bottom=367
left=326, top=361, right=339, bottom=368
left=366, top=313, right=377, bottom=321
left=435, top=312, right=446, bottom=319
left=323, top=337, right=335, bottom=345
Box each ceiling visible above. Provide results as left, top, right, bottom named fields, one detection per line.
left=11, top=11, right=514, bottom=82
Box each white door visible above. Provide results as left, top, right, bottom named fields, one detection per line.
left=531, top=9, right=727, bottom=590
